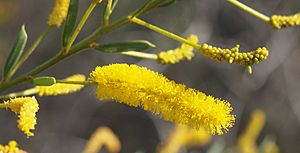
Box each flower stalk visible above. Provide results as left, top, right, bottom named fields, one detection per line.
left=227, top=0, right=270, bottom=22
left=129, top=16, right=201, bottom=49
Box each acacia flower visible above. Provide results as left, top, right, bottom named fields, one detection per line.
left=158, top=125, right=211, bottom=153
left=0, top=141, right=20, bottom=153
left=198, top=44, right=268, bottom=66
left=83, top=127, right=121, bottom=153
left=90, top=64, right=235, bottom=135
left=5, top=97, right=39, bottom=137
left=36, top=74, right=86, bottom=96
left=158, top=35, right=199, bottom=64
left=48, top=0, right=70, bottom=27
left=237, top=109, right=266, bottom=153
left=271, top=13, right=300, bottom=29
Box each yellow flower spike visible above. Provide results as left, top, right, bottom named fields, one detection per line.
left=237, top=109, right=266, bottom=153
left=4, top=97, right=39, bottom=137
left=271, top=13, right=300, bottom=29
left=158, top=35, right=199, bottom=64
left=90, top=64, right=235, bottom=135
left=158, top=125, right=211, bottom=153
left=198, top=44, right=268, bottom=67
left=0, top=140, right=20, bottom=153
left=48, top=0, right=70, bottom=27
left=36, top=74, right=86, bottom=96
left=83, top=127, right=121, bottom=153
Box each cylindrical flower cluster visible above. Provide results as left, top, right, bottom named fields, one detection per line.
left=48, top=0, right=70, bottom=27
left=198, top=44, right=268, bottom=66
left=271, top=13, right=300, bottom=29
left=158, top=35, right=198, bottom=64
left=90, top=64, right=235, bottom=135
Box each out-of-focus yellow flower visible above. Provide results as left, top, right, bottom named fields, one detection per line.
left=157, top=125, right=211, bottom=153
left=36, top=74, right=86, bottom=96
left=90, top=64, right=235, bottom=135
left=0, top=140, right=20, bottom=153
left=48, top=0, right=70, bottom=27
left=237, top=109, right=266, bottom=153
left=271, top=13, right=300, bottom=29
left=158, top=35, right=198, bottom=64
left=0, top=2, right=18, bottom=25
left=261, top=140, right=279, bottom=153
left=5, top=97, right=39, bottom=137
left=198, top=44, right=268, bottom=66
left=83, top=127, right=121, bottom=153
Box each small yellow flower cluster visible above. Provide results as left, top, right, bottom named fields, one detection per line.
left=158, top=35, right=199, bottom=64
left=237, top=110, right=266, bottom=153
left=158, top=125, right=211, bottom=153
left=198, top=44, right=268, bottom=66
left=48, top=0, right=70, bottom=27
left=90, top=64, right=235, bottom=135
left=36, top=74, right=86, bottom=96
left=83, top=127, right=121, bottom=153
left=271, top=13, right=300, bottom=29
left=0, top=141, right=19, bottom=153
left=5, top=97, right=39, bottom=137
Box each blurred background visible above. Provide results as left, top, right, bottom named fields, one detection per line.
left=0, top=0, right=300, bottom=152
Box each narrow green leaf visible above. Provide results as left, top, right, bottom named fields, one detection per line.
left=33, top=77, right=56, bottom=86
left=158, top=0, right=176, bottom=7
left=95, top=40, right=156, bottom=53
left=62, top=0, right=79, bottom=47
left=110, top=0, right=118, bottom=12
left=3, top=25, right=27, bottom=77
left=102, top=0, right=119, bottom=17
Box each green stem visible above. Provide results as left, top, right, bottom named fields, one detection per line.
left=65, top=1, right=99, bottom=53
left=227, top=0, right=270, bottom=22
left=129, top=17, right=201, bottom=49
left=0, top=0, right=165, bottom=94
left=0, top=88, right=39, bottom=100
left=4, top=25, right=52, bottom=81
left=121, top=51, right=158, bottom=60
left=103, top=0, right=113, bottom=26
left=56, top=80, right=95, bottom=85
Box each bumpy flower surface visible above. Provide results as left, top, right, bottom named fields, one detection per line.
left=36, top=74, right=86, bottom=96
left=198, top=44, right=268, bottom=66
left=158, top=35, right=199, bottom=64
left=0, top=141, right=20, bottom=153
left=271, top=13, right=300, bottom=29
left=90, top=64, right=235, bottom=135
left=48, top=0, right=70, bottom=27
left=6, top=97, right=39, bottom=137
left=237, top=110, right=266, bottom=153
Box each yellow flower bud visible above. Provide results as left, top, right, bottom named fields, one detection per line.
left=0, top=140, right=20, bottom=153
left=271, top=13, right=300, bottom=29
left=198, top=44, right=268, bottom=66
